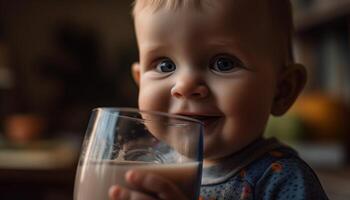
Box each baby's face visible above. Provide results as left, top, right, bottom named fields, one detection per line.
left=133, top=0, right=281, bottom=163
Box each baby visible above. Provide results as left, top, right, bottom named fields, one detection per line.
left=109, top=0, right=329, bottom=199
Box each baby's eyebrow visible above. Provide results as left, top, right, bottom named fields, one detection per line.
left=139, top=43, right=171, bottom=62
left=205, top=40, right=245, bottom=56
left=206, top=38, right=240, bottom=47
left=140, top=43, right=170, bottom=56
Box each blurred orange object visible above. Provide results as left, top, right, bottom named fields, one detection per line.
left=4, top=114, right=46, bottom=143
left=291, top=92, right=349, bottom=141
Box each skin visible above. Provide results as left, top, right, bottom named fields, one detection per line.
left=110, top=0, right=306, bottom=199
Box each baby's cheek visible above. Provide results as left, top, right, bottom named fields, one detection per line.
left=139, top=83, right=170, bottom=111
left=217, top=88, right=270, bottom=145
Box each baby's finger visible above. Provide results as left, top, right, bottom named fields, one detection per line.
left=109, top=185, right=157, bottom=200
left=125, top=170, right=188, bottom=200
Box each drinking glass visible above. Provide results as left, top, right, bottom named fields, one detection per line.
left=74, top=107, right=203, bottom=200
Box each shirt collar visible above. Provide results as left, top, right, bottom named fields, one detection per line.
left=202, top=137, right=283, bottom=185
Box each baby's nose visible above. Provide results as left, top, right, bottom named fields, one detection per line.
left=171, top=77, right=209, bottom=99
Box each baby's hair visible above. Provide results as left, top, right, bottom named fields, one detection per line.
left=132, top=0, right=295, bottom=64
left=132, top=0, right=203, bottom=16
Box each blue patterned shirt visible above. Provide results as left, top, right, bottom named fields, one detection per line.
left=200, top=138, right=329, bottom=200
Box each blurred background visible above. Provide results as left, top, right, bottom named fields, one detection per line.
left=0, top=0, right=349, bottom=199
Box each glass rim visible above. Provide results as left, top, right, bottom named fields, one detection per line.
left=92, top=107, right=203, bottom=125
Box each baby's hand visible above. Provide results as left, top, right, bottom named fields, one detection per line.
left=109, top=170, right=188, bottom=200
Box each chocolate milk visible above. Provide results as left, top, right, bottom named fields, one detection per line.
left=74, top=161, right=201, bottom=200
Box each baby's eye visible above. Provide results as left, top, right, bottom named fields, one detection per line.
left=210, top=55, right=243, bottom=73
left=155, top=59, right=176, bottom=73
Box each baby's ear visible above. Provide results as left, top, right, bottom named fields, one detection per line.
left=131, top=62, right=141, bottom=86
left=271, top=63, right=307, bottom=116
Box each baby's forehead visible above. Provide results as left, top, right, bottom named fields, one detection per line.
left=134, top=0, right=275, bottom=26
left=133, top=0, right=293, bottom=65
left=134, top=0, right=281, bottom=40
left=133, top=0, right=285, bottom=34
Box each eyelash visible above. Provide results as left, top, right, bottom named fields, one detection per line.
left=209, top=54, right=244, bottom=73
